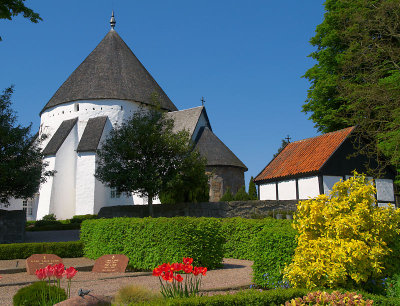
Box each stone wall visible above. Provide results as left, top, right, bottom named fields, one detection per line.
left=0, top=209, right=25, bottom=244
left=207, top=166, right=245, bottom=202
left=98, top=200, right=298, bottom=219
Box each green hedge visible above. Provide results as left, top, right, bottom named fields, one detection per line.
left=141, top=288, right=309, bottom=305
left=221, top=217, right=291, bottom=260
left=252, top=223, right=298, bottom=288
left=81, top=217, right=224, bottom=270
left=0, top=241, right=84, bottom=259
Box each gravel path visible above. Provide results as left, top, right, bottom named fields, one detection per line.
left=0, top=258, right=253, bottom=305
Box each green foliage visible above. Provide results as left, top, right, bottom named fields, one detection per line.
left=0, top=87, right=52, bottom=204
left=253, top=222, right=298, bottom=288
left=221, top=217, right=285, bottom=260
left=302, top=0, right=400, bottom=178
left=273, top=138, right=290, bottom=158
left=0, top=0, right=42, bottom=41
left=13, top=281, right=67, bottom=306
left=286, top=291, right=373, bottom=305
left=113, top=285, right=161, bottom=305
left=220, top=188, right=233, bottom=201
left=70, top=214, right=97, bottom=224
left=159, top=151, right=209, bottom=204
left=284, top=173, right=400, bottom=289
left=248, top=176, right=257, bottom=200
left=41, top=213, right=56, bottom=221
left=0, top=241, right=83, bottom=259
left=80, top=217, right=224, bottom=270
left=386, top=274, right=400, bottom=298
left=139, top=288, right=309, bottom=306
left=233, top=186, right=250, bottom=201
left=96, top=108, right=206, bottom=216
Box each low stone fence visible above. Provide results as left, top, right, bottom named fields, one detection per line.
left=0, top=209, right=25, bottom=243
left=98, top=200, right=298, bottom=219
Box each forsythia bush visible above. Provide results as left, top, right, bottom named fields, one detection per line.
left=284, top=173, right=400, bottom=289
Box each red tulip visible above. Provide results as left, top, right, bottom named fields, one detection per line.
left=171, top=263, right=183, bottom=272
left=183, top=257, right=193, bottom=265
left=35, top=268, right=46, bottom=280
left=44, top=265, right=55, bottom=278
left=152, top=267, right=162, bottom=276
left=54, top=263, right=65, bottom=279
left=159, top=263, right=171, bottom=272
left=201, top=267, right=207, bottom=276
left=162, top=271, right=174, bottom=282
left=193, top=267, right=201, bottom=276
left=175, top=274, right=183, bottom=282
left=65, top=267, right=77, bottom=279
left=183, top=264, right=193, bottom=274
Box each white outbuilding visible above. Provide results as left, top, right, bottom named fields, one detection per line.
left=254, top=127, right=397, bottom=207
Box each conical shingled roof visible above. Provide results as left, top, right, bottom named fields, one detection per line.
left=41, top=30, right=177, bottom=114
left=195, top=127, right=247, bottom=170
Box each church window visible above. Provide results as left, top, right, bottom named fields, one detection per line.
left=22, top=200, right=27, bottom=213
left=93, top=108, right=95, bottom=110
left=62, top=111, right=64, bottom=114
left=111, top=187, right=121, bottom=199
left=74, top=104, right=79, bottom=111
left=120, top=106, right=123, bottom=110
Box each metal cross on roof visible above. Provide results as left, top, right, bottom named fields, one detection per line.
left=285, top=135, right=291, bottom=143
left=201, top=96, right=205, bottom=106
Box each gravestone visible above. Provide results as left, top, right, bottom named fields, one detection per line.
left=26, top=254, right=63, bottom=275
left=92, top=254, right=129, bottom=273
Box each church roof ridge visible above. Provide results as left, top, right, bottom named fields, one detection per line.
left=40, top=28, right=177, bottom=114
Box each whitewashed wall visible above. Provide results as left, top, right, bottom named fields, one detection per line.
left=36, top=157, right=56, bottom=219
left=259, top=183, right=276, bottom=200
left=322, top=176, right=342, bottom=195
left=278, top=180, right=296, bottom=200
left=50, top=123, right=78, bottom=220
left=298, top=176, right=319, bottom=199
left=376, top=179, right=395, bottom=202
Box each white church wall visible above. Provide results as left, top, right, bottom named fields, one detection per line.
left=39, top=99, right=142, bottom=149
left=75, top=153, right=96, bottom=215
left=259, top=183, right=276, bottom=200
left=50, top=124, right=78, bottom=220
left=298, top=176, right=319, bottom=199
left=375, top=179, right=395, bottom=202
left=36, top=157, right=56, bottom=220
left=322, top=176, right=343, bottom=194
left=277, top=179, right=296, bottom=200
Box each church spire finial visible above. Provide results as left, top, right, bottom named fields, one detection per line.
left=110, top=10, right=116, bottom=30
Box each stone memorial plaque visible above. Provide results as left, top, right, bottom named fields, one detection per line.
left=92, top=254, right=129, bottom=273
left=26, top=254, right=63, bottom=275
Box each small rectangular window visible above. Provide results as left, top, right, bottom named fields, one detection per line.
left=74, top=104, right=79, bottom=112
left=111, top=187, right=121, bottom=199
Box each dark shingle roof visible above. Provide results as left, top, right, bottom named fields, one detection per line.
left=41, top=30, right=177, bottom=114
left=77, top=116, right=108, bottom=152
left=42, top=118, right=78, bottom=155
left=165, top=106, right=211, bottom=137
left=254, top=126, right=356, bottom=182
left=194, top=127, right=247, bottom=170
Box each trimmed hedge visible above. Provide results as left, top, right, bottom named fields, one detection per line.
left=81, top=217, right=224, bottom=270
left=221, top=217, right=291, bottom=260
left=0, top=241, right=84, bottom=259
left=142, top=288, right=309, bottom=305
left=252, top=222, right=298, bottom=288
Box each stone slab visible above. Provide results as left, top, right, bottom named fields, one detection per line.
left=26, top=254, right=63, bottom=275
left=92, top=254, right=128, bottom=273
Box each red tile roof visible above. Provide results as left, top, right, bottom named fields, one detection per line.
left=254, top=127, right=356, bottom=182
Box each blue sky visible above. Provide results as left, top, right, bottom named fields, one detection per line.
left=1, top=0, right=325, bottom=187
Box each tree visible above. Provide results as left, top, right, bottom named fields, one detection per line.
left=303, top=0, right=400, bottom=178
left=0, top=86, right=51, bottom=205
left=95, top=108, right=208, bottom=216
left=273, top=137, right=290, bottom=158
left=284, top=173, right=400, bottom=289
left=248, top=176, right=257, bottom=200
left=159, top=152, right=209, bottom=204
left=233, top=186, right=250, bottom=201
left=220, top=188, right=234, bottom=201
left=0, top=0, right=42, bottom=41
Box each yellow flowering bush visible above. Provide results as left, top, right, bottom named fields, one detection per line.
left=284, top=172, right=400, bottom=289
